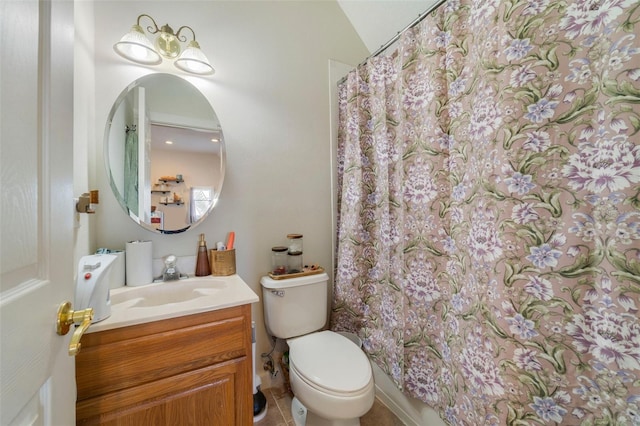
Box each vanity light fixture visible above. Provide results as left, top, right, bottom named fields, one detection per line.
left=114, top=14, right=215, bottom=76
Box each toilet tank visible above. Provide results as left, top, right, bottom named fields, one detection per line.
left=260, top=272, right=329, bottom=339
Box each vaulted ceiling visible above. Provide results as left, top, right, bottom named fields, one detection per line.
left=337, top=0, right=440, bottom=53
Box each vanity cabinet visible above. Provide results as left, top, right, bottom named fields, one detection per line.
left=75, top=304, right=253, bottom=425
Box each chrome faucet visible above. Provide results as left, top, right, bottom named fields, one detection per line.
left=162, top=255, right=181, bottom=281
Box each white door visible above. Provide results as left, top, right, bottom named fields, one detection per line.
left=1, top=1, right=76, bottom=425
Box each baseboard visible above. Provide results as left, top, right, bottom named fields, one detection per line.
left=374, top=382, right=420, bottom=426
left=371, top=362, right=447, bottom=426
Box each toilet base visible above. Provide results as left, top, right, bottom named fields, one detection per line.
left=292, top=397, right=361, bottom=426
left=306, top=410, right=361, bottom=426
left=291, top=397, right=306, bottom=426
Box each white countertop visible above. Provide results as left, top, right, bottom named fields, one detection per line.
left=89, top=274, right=259, bottom=333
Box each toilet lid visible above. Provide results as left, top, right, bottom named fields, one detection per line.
left=288, top=331, right=371, bottom=394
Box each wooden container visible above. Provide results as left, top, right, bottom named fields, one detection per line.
left=268, top=266, right=324, bottom=280
left=209, top=249, right=236, bottom=276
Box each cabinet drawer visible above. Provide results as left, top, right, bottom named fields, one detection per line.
left=77, top=359, right=242, bottom=425
left=76, top=306, right=250, bottom=401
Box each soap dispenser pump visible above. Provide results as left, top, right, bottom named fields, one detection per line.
left=195, top=233, right=211, bottom=276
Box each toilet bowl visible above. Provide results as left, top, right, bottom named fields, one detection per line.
left=260, top=273, right=375, bottom=426
left=288, top=331, right=374, bottom=426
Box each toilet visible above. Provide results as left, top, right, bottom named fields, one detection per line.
left=261, top=272, right=374, bottom=426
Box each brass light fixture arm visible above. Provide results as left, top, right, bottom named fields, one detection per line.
left=134, top=14, right=196, bottom=42
left=175, top=25, right=197, bottom=43
left=136, top=13, right=162, bottom=35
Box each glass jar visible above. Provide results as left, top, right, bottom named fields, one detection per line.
left=288, top=252, right=303, bottom=274
left=271, top=246, right=288, bottom=275
left=287, top=234, right=303, bottom=256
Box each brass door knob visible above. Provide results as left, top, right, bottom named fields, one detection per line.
left=56, top=301, right=93, bottom=356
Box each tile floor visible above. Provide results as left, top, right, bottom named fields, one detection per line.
left=254, top=385, right=406, bottom=426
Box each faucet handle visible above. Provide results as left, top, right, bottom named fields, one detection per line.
left=162, top=255, right=181, bottom=281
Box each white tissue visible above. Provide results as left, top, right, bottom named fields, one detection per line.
left=110, top=250, right=126, bottom=288
left=125, top=240, right=153, bottom=286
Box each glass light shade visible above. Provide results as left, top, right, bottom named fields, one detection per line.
left=154, top=29, right=181, bottom=59
left=174, top=41, right=215, bottom=75
left=113, top=25, right=162, bottom=65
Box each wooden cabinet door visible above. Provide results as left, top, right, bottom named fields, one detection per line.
left=79, top=359, right=242, bottom=425
left=76, top=306, right=253, bottom=425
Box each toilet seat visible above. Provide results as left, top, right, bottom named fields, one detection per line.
left=290, top=360, right=373, bottom=399
left=287, top=330, right=372, bottom=395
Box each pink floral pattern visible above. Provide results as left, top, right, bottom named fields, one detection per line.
left=332, top=1, right=640, bottom=424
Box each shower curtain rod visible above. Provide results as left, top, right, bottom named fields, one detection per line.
left=338, top=0, right=447, bottom=85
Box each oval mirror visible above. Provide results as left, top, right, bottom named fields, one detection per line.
left=104, top=73, right=225, bottom=234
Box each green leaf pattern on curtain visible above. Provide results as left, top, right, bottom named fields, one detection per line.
left=332, top=0, right=640, bottom=424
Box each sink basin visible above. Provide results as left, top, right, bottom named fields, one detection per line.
left=90, top=275, right=259, bottom=333
left=131, top=288, right=204, bottom=307
left=111, top=278, right=228, bottom=308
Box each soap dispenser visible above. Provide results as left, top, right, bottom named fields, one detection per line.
left=75, top=254, right=118, bottom=323
left=195, top=233, right=211, bottom=276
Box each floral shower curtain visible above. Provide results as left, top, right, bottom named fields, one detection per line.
left=331, top=1, right=640, bottom=424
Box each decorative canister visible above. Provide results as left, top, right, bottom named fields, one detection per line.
left=287, top=234, right=303, bottom=255
left=287, top=252, right=303, bottom=274
left=271, top=246, right=288, bottom=275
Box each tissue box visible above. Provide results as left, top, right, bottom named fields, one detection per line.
left=209, top=249, right=236, bottom=276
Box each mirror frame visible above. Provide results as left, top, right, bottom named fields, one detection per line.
left=103, top=73, right=225, bottom=234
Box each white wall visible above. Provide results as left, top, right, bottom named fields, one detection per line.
left=73, top=0, right=96, bottom=268
left=87, top=0, right=368, bottom=389
left=78, top=2, right=446, bottom=424
left=337, top=0, right=439, bottom=52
